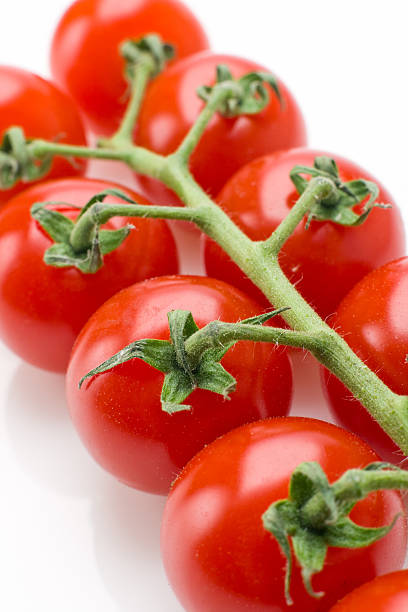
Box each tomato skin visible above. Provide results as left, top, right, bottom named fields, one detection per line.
left=50, top=0, right=209, bottom=135
left=203, top=148, right=405, bottom=319
left=322, top=257, right=408, bottom=463
left=0, top=178, right=178, bottom=372
left=329, top=570, right=408, bottom=611
left=162, top=418, right=406, bottom=612
left=0, top=66, right=87, bottom=206
left=66, top=276, right=293, bottom=495
left=137, top=52, right=307, bottom=203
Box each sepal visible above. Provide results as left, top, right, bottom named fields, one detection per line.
left=194, top=357, right=236, bottom=398
left=31, top=202, right=75, bottom=243
left=78, top=308, right=285, bottom=414
left=325, top=515, right=398, bottom=549
left=99, top=226, right=134, bottom=255
left=168, top=310, right=199, bottom=384
left=121, top=34, right=175, bottom=80
left=262, top=461, right=402, bottom=605
left=79, top=339, right=175, bottom=389
left=31, top=190, right=136, bottom=274
left=262, top=500, right=297, bottom=606
left=290, top=156, right=389, bottom=227
left=44, top=240, right=102, bottom=273
left=0, top=127, right=52, bottom=189
left=292, top=531, right=326, bottom=599
left=161, top=370, right=195, bottom=414
left=197, top=65, right=281, bottom=118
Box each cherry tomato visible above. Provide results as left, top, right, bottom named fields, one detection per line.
left=66, top=276, right=293, bottom=495
left=50, top=0, right=209, bottom=135
left=0, top=66, right=87, bottom=206
left=0, top=178, right=178, bottom=372
left=329, top=570, right=408, bottom=611
left=203, top=148, right=405, bottom=319
left=322, top=257, right=408, bottom=463
left=137, top=52, right=307, bottom=204
left=162, top=418, right=406, bottom=612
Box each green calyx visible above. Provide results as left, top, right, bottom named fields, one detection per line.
left=79, top=308, right=285, bottom=414
left=0, top=127, right=52, bottom=189
left=262, top=461, right=403, bottom=606
left=121, top=34, right=175, bottom=80
left=197, top=64, right=281, bottom=118
left=290, top=156, right=389, bottom=227
left=31, top=189, right=135, bottom=274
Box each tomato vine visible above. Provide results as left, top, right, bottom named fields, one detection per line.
left=1, top=34, right=408, bottom=457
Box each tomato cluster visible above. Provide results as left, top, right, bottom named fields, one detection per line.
left=1, top=0, right=407, bottom=610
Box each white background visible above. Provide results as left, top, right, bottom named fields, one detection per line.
left=1, top=1, right=407, bottom=611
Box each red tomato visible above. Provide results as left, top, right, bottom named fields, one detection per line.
left=0, top=66, right=87, bottom=206
left=137, top=52, right=307, bottom=204
left=322, top=257, right=408, bottom=463
left=50, top=0, right=209, bottom=135
left=66, top=276, right=293, bottom=494
left=0, top=178, right=178, bottom=372
left=329, top=570, right=408, bottom=611
left=162, top=418, right=406, bottom=612
left=203, top=148, right=405, bottom=319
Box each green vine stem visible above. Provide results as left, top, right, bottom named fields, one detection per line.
left=173, top=83, right=240, bottom=164
left=69, top=201, right=206, bottom=253
left=5, top=59, right=408, bottom=455
left=100, top=34, right=175, bottom=148
left=263, top=177, right=335, bottom=254
left=183, top=316, right=320, bottom=370
left=29, top=141, right=128, bottom=163
left=104, top=57, right=154, bottom=148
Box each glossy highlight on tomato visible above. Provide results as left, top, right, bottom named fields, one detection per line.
left=329, top=570, right=408, bottom=611
left=162, top=418, right=406, bottom=612
left=0, top=178, right=178, bottom=372
left=0, top=66, right=87, bottom=206
left=50, top=0, right=209, bottom=135
left=137, top=52, right=307, bottom=203
left=322, top=257, right=408, bottom=463
left=203, top=148, right=405, bottom=319
left=66, top=276, right=293, bottom=495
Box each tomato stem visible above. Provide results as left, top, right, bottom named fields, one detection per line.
left=70, top=200, right=205, bottom=253
left=29, top=140, right=125, bottom=162
left=100, top=34, right=175, bottom=147
left=331, top=464, right=408, bottom=503
left=184, top=318, right=319, bottom=370
left=173, top=83, right=240, bottom=165
left=102, top=57, right=155, bottom=148
left=263, top=176, right=335, bottom=255
left=0, top=127, right=52, bottom=188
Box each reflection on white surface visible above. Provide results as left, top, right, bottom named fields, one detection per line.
left=1, top=352, right=183, bottom=611
left=5, top=364, right=106, bottom=497
left=91, top=481, right=183, bottom=612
